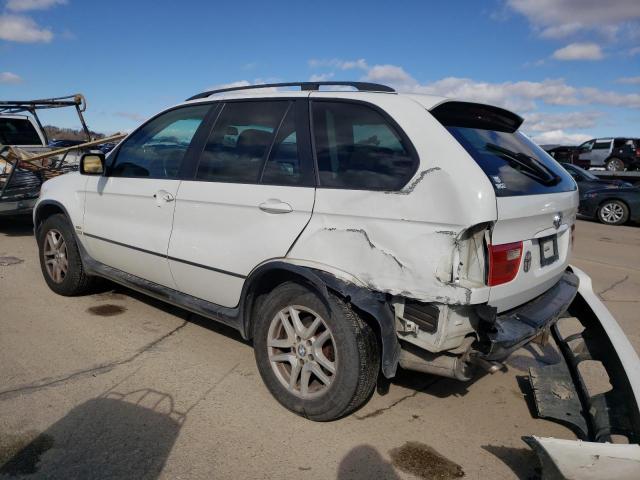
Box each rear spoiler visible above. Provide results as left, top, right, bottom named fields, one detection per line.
left=430, top=101, right=524, bottom=133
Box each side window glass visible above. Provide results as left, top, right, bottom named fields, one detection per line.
left=312, top=102, right=416, bottom=190
left=260, top=105, right=304, bottom=185
left=110, top=105, right=210, bottom=178
left=196, top=101, right=288, bottom=183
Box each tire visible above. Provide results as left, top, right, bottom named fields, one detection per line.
left=606, top=157, right=625, bottom=172
left=253, top=282, right=380, bottom=421
left=597, top=200, right=629, bottom=226
left=37, top=213, right=95, bottom=295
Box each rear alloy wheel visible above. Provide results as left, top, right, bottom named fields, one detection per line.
left=606, top=158, right=625, bottom=172
left=597, top=200, right=629, bottom=225
left=254, top=282, right=380, bottom=421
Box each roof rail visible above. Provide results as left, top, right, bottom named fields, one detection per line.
left=186, top=82, right=395, bottom=101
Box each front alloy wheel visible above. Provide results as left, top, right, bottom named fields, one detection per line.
left=43, top=229, right=68, bottom=283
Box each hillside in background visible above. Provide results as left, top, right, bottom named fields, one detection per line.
left=44, top=125, right=106, bottom=141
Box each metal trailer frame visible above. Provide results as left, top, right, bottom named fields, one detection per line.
left=0, top=94, right=126, bottom=215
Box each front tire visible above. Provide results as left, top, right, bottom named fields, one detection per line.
left=606, top=157, right=625, bottom=172
left=597, top=200, right=629, bottom=225
left=253, top=282, right=380, bottom=421
left=37, top=213, right=95, bottom=295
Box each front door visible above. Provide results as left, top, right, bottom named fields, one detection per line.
left=83, top=104, right=212, bottom=287
left=168, top=99, right=316, bottom=307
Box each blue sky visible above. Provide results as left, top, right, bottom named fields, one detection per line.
left=1, top=0, right=638, bottom=144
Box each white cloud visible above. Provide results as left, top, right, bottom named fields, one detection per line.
left=617, top=76, right=640, bottom=84
left=6, top=0, right=67, bottom=11
left=309, top=72, right=334, bottom=82
left=552, top=42, right=604, bottom=60
left=309, top=58, right=368, bottom=70
left=506, top=0, right=640, bottom=38
left=522, top=111, right=603, bottom=132
left=0, top=14, right=53, bottom=42
left=0, top=71, right=22, bottom=84
left=531, top=129, right=592, bottom=145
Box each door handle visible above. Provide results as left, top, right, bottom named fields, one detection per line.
left=259, top=199, right=293, bottom=214
left=153, top=190, right=175, bottom=206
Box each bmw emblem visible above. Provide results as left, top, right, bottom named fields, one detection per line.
left=523, top=251, right=532, bottom=272
left=553, top=213, right=562, bottom=229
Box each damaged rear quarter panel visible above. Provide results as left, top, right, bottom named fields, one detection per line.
left=288, top=93, right=498, bottom=305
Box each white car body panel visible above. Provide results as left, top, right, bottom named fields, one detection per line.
left=168, top=181, right=315, bottom=308
left=289, top=92, right=495, bottom=304
left=37, top=172, right=87, bottom=227
left=489, top=191, right=578, bottom=312
left=82, top=176, right=180, bottom=288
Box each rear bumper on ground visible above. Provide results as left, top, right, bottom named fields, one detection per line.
left=523, top=266, right=640, bottom=478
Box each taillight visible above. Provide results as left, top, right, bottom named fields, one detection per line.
left=488, top=241, right=523, bottom=286
left=635, top=147, right=640, bottom=157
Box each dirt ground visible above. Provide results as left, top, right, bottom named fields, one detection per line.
left=0, top=216, right=638, bottom=479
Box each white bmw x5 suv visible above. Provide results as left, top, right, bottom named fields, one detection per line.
left=35, top=81, right=580, bottom=421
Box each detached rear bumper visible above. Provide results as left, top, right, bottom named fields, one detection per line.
left=478, top=270, right=579, bottom=361
left=524, top=266, right=640, bottom=478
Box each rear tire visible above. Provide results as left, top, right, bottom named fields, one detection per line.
left=37, top=214, right=95, bottom=295
left=597, top=200, right=629, bottom=225
left=605, top=157, right=625, bottom=172
left=253, top=282, right=379, bottom=421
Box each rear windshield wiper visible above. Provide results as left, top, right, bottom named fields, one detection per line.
left=485, top=143, right=561, bottom=186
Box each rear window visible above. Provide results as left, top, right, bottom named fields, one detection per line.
left=447, top=127, right=576, bottom=196
left=0, top=118, right=42, bottom=145
left=432, top=102, right=575, bottom=197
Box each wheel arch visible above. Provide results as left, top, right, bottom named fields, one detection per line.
left=240, top=261, right=400, bottom=378
left=33, top=200, right=71, bottom=234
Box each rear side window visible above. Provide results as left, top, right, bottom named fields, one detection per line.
left=311, top=101, right=417, bottom=190
left=196, top=101, right=288, bottom=183
left=0, top=118, right=42, bottom=145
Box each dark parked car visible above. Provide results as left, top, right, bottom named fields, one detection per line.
left=545, top=145, right=589, bottom=168
left=577, top=137, right=640, bottom=171
left=562, top=163, right=640, bottom=225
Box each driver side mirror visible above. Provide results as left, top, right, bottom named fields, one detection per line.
left=80, top=153, right=105, bottom=175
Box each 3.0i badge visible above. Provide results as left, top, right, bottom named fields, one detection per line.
left=523, top=251, right=532, bottom=272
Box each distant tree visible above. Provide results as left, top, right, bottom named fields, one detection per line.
left=43, top=125, right=106, bottom=142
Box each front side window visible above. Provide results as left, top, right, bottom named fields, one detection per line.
left=196, top=101, right=289, bottom=183
left=110, top=105, right=210, bottom=178
left=312, top=101, right=416, bottom=190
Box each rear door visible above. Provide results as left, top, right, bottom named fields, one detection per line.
left=439, top=108, right=578, bottom=312
left=590, top=139, right=613, bottom=166
left=167, top=98, right=316, bottom=308
left=83, top=104, right=212, bottom=287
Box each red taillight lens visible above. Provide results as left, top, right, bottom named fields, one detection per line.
left=635, top=147, right=640, bottom=157
left=488, top=241, right=523, bottom=286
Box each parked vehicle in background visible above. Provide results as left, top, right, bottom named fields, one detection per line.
left=578, top=137, right=640, bottom=171
left=544, top=145, right=589, bottom=169
left=0, top=95, right=95, bottom=216
left=562, top=162, right=640, bottom=225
